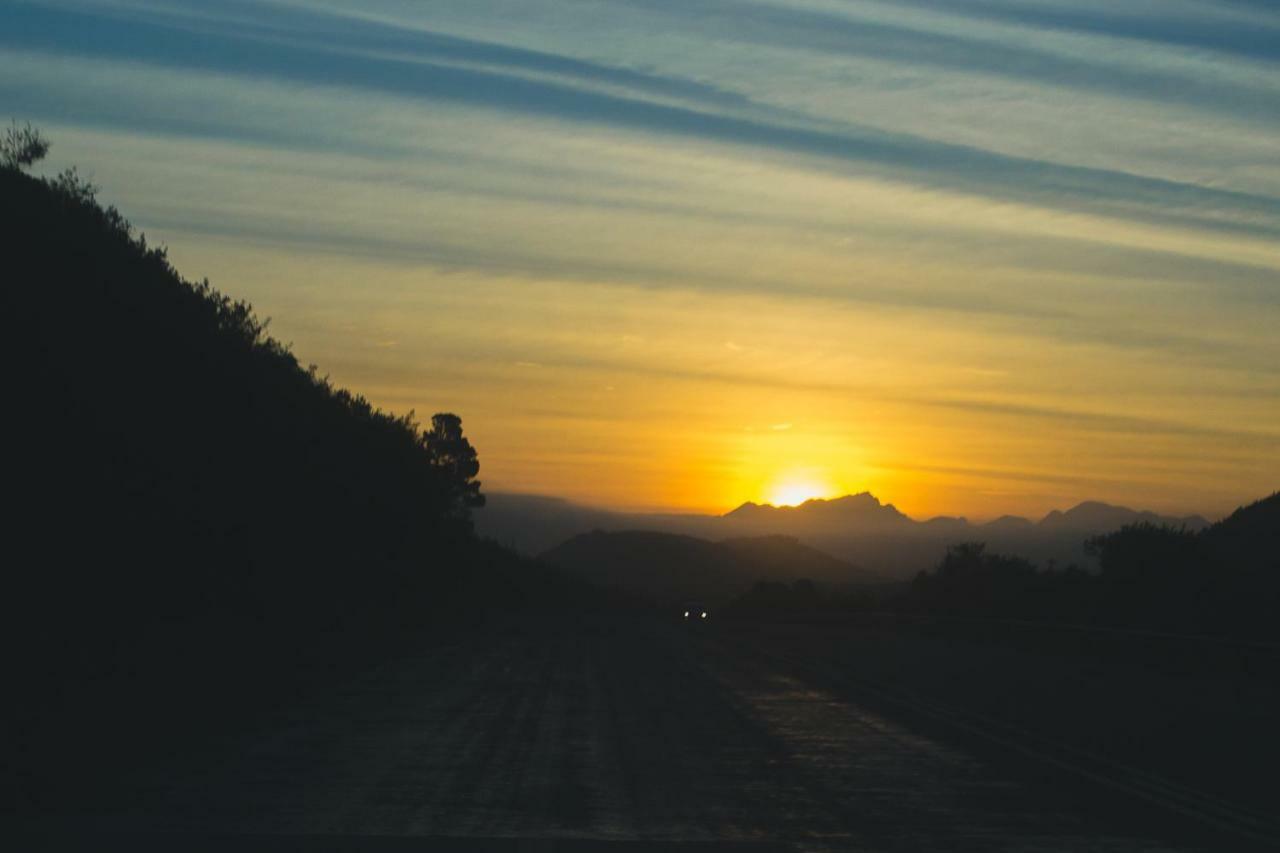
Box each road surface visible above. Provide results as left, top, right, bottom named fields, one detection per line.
left=22, top=617, right=1272, bottom=851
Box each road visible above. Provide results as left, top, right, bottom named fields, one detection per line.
left=25, top=617, right=1268, bottom=852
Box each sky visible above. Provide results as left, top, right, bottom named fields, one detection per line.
left=3, top=0, right=1279, bottom=520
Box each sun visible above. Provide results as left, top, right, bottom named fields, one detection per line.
left=767, top=480, right=831, bottom=507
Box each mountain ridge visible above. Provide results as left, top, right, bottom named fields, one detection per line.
left=720, top=494, right=1209, bottom=531
left=480, top=490, right=1219, bottom=577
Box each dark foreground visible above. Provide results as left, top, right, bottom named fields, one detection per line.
left=10, top=617, right=1279, bottom=852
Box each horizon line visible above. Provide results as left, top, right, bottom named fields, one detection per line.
left=480, top=488, right=1233, bottom=526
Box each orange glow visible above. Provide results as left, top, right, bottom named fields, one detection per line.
left=767, top=481, right=827, bottom=507
left=164, top=141, right=1280, bottom=524
left=766, top=472, right=837, bottom=507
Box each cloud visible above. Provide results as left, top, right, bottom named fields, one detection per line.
left=600, top=0, right=1280, bottom=121
left=884, top=0, right=1280, bottom=65
left=912, top=396, right=1280, bottom=446
left=4, top=2, right=1279, bottom=240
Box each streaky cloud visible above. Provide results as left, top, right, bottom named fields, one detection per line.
left=127, top=190, right=1276, bottom=373
left=4, top=3, right=1280, bottom=241
left=886, top=0, right=1280, bottom=65
left=913, top=397, right=1280, bottom=446
left=614, top=0, right=1280, bottom=121
left=87, top=0, right=765, bottom=114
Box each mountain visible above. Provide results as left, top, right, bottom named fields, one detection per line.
left=728, top=498, right=1211, bottom=575
left=724, top=492, right=913, bottom=531
left=540, top=531, right=878, bottom=604
left=1038, top=501, right=1208, bottom=532
left=721, top=495, right=1205, bottom=538
left=981, top=515, right=1036, bottom=534
left=486, top=489, right=1221, bottom=578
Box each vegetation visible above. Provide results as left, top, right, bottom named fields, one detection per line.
left=0, top=129, right=552, bottom=808
left=900, top=542, right=1091, bottom=622
left=1, top=120, right=49, bottom=168
left=899, top=493, right=1280, bottom=638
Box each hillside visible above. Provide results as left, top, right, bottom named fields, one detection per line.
left=0, top=150, right=573, bottom=808
left=720, top=535, right=877, bottom=584
left=902, top=491, right=1280, bottom=638
left=540, top=530, right=877, bottom=604
left=2, top=157, right=519, bottom=632
left=1200, top=491, right=1280, bottom=577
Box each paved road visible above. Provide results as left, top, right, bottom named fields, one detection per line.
left=39, top=619, right=1220, bottom=851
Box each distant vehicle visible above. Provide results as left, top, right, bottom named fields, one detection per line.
left=682, top=604, right=709, bottom=622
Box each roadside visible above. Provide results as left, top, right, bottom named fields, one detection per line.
left=708, top=616, right=1280, bottom=849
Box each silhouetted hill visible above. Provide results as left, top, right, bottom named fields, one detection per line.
left=540, top=530, right=877, bottom=604
left=1038, top=500, right=1208, bottom=532
left=901, top=491, right=1279, bottom=638
left=0, top=151, right=586, bottom=809
left=720, top=535, right=879, bottom=584
left=981, top=515, right=1036, bottom=534
left=2, top=162, right=517, bottom=635
left=1205, top=491, right=1278, bottom=541
left=1202, top=491, right=1280, bottom=575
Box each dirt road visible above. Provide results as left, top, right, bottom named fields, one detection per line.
left=27, top=618, right=1242, bottom=851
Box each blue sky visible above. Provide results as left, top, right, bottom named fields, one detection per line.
left=4, top=0, right=1278, bottom=517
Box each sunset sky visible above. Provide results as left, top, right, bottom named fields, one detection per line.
left=4, top=0, right=1278, bottom=519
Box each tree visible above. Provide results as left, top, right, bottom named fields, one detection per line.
left=938, top=541, right=987, bottom=577
left=423, top=413, right=485, bottom=515
left=1085, top=522, right=1200, bottom=584
left=50, top=167, right=99, bottom=205
left=1, top=121, right=50, bottom=170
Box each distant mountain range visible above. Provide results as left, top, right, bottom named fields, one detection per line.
left=725, top=493, right=1207, bottom=534
left=714, top=494, right=1209, bottom=576
left=477, top=491, right=1211, bottom=579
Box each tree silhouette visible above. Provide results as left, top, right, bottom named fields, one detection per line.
left=898, top=496, right=1279, bottom=638
left=1085, top=522, right=1200, bottom=584
left=1, top=120, right=49, bottom=169
left=424, top=412, right=486, bottom=514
